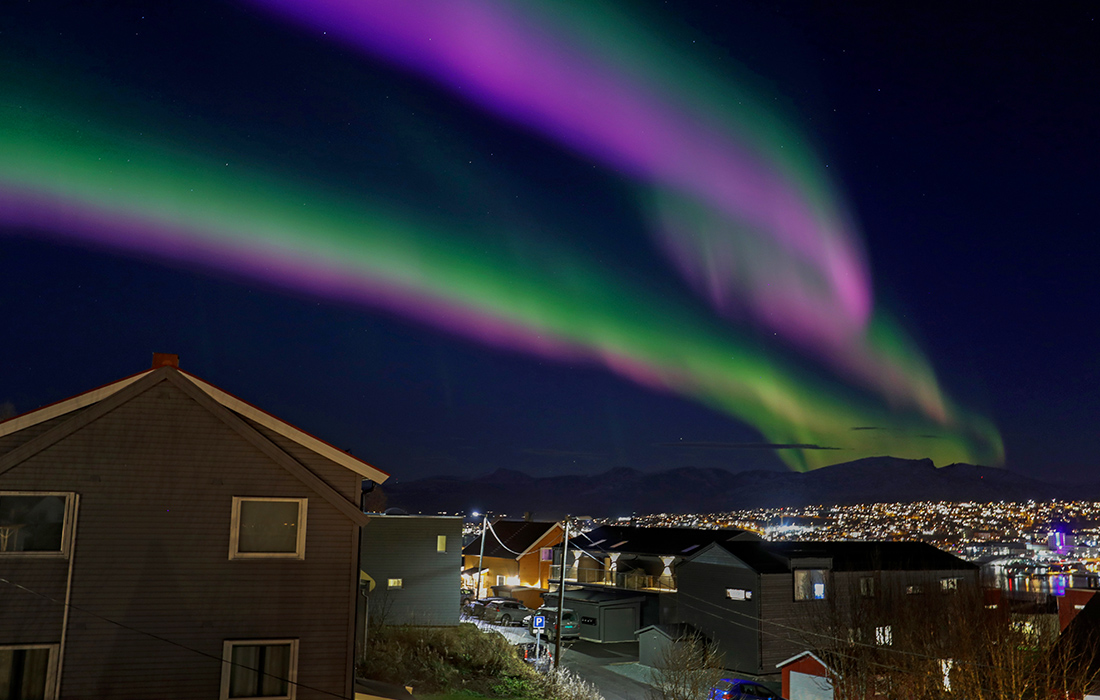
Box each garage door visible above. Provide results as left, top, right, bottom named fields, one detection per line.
left=602, top=607, right=638, bottom=643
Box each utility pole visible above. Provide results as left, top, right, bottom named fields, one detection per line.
left=554, top=517, right=570, bottom=669
left=475, top=512, right=488, bottom=600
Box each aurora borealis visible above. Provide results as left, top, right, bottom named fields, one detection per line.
left=7, top=0, right=1092, bottom=481
left=0, top=0, right=1002, bottom=473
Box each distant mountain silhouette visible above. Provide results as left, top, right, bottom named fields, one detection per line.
left=384, top=456, right=1079, bottom=518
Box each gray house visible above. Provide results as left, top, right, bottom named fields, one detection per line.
left=358, top=513, right=463, bottom=631
left=0, top=354, right=387, bottom=699
left=553, top=525, right=758, bottom=643
left=676, top=540, right=980, bottom=677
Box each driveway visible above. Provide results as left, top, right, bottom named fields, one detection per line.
left=561, top=640, right=657, bottom=700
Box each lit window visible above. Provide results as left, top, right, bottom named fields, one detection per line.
left=387, top=578, right=403, bottom=589
left=794, top=569, right=827, bottom=601
left=875, top=626, right=893, bottom=646
left=0, top=644, right=58, bottom=699
left=221, top=639, right=298, bottom=700
left=540, top=547, right=553, bottom=561
left=437, top=535, right=447, bottom=553
left=229, top=498, right=307, bottom=560
left=725, top=588, right=752, bottom=601
left=0, top=493, right=72, bottom=556
left=496, top=575, right=506, bottom=586
left=906, top=584, right=923, bottom=595
left=940, top=577, right=959, bottom=592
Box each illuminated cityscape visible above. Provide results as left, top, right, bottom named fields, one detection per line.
left=585, top=500, right=1100, bottom=585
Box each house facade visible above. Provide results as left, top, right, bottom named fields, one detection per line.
left=358, top=514, right=463, bottom=630
left=552, top=525, right=758, bottom=643
left=461, top=520, right=562, bottom=608
left=677, top=540, right=980, bottom=677
left=0, top=355, right=386, bottom=700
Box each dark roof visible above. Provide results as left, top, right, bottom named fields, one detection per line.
left=571, top=525, right=752, bottom=557
left=769, top=541, right=977, bottom=572
left=706, top=540, right=976, bottom=573
left=462, top=520, right=560, bottom=558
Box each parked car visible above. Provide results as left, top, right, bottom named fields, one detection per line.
left=528, top=606, right=580, bottom=641
left=463, top=596, right=522, bottom=620
left=482, top=600, right=534, bottom=626
left=709, top=678, right=786, bottom=700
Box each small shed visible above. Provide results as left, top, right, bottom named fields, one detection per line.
left=563, top=588, right=645, bottom=643
left=777, top=651, right=834, bottom=700
left=637, top=623, right=698, bottom=668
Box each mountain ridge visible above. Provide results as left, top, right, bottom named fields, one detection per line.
left=384, top=456, right=1079, bottom=518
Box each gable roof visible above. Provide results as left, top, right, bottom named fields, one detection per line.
left=0, top=364, right=387, bottom=525
left=571, top=525, right=754, bottom=557
left=0, top=366, right=388, bottom=483
left=462, top=520, right=561, bottom=559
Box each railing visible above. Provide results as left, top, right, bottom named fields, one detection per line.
left=549, top=565, right=677, bottom=592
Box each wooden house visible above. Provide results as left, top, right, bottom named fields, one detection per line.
left=461, top=520, right=562, bottom=608
left=0, top=354, right=387, bottom=700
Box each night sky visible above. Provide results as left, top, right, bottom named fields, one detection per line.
left=2, top=1, right=1097, bottom=484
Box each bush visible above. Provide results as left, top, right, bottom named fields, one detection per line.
left=358, top=623, right=538, bottom=696
left=533, top=668, right=605, bottom=700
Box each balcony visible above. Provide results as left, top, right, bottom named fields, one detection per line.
left=549, top=565, right=676, bottom=592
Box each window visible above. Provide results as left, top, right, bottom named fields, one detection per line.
left=229, top=498, right=307, bottom=560
left=0, top=493, right=71, bottom=556
left=875, top=626, right=893, bottom=646
left=906, top=584, right=923, bottom=595
left=794, top=569, right=827, bottom=600
left=725, top=588, right=752, bottom=601
left=221, top=640, right=298, bottom=700
left=940, top=577, right=960, bottom=592
left=860, top=576, right=875, bottom=597
left=387, top=578, right=403, bottom=589
left=496, top=575, right=506, bottom=586
left=540, top=547, right=553, bottom=562
left=436, top=535, right=447, bottom=553
left=0, top=645, right=58, bottom=700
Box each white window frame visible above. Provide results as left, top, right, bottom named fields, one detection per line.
left=0, top=492, right=75, bottom=558
left=229, top=497, right=307, bottom=560
left=0, top=643, right=60, bottom=700
left=220, top=639, right=299, bottom=700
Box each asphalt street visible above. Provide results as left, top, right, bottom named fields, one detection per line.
left=463, top=616, right=655, bottom=699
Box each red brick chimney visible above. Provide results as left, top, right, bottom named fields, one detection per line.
left=151, top=353, right=179, bottom=369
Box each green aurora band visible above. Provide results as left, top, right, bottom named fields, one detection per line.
left=0, top=97, right=1003, bottom=471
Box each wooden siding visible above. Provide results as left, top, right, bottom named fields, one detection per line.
left=0, top=377, right=360, bottom=700
left=359, top=516, right=463, bottom=626
left=246, top=417, right=362, bottom=503
left=516, top=527, right=562, bottom=591
left=0, top=410, right=86, bottom=456
left=676, top=560, right=763, bottom=674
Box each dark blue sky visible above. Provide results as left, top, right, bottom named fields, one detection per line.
left=2, top=1, right=1097, bottom=484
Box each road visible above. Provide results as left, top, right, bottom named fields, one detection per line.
left=561, top=640, right=655, bottom=700
left=464, top=616, right=656, bottom=700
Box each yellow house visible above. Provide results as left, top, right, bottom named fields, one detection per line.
left=462, top=520, right=564, bottom=609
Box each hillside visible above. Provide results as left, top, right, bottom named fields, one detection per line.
left=383, top=456, right=1077, bottom=518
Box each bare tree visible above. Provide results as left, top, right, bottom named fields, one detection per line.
left=799, top=576, right=1100, bottom=700
left=646, top=632, right=726, bottom=700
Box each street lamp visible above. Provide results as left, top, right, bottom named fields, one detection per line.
left=473, top=511, right=488, bottom=600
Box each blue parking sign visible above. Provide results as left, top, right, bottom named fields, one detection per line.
left=532, top=615, right=546, bottom=629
